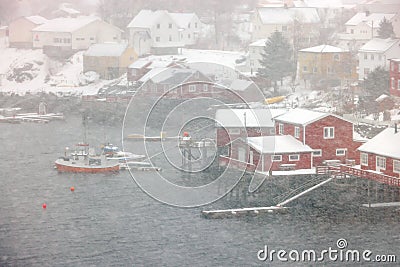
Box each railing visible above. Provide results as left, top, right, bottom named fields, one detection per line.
left=316, top=165, right=400, bottom=187
left=219, top=156, right=256, bottom=172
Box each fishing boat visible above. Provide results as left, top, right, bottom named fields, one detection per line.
left=55, top=143, right=120, bottom=173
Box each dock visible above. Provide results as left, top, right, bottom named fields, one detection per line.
left=202, top=206, right=288, bottom=219
left=362, top=202, right=400, bottom=208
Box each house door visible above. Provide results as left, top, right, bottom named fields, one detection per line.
left=376, top=156, right=386, bottom=173
left=238, top=147, right=246, bottom=162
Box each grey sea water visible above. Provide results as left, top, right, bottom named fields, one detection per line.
left=0, top=115, right=399, bottom=266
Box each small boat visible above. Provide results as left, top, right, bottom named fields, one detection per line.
left=55, top=143, right=120, bottom=173
left=119, top=161, right=161, bottom=171
left=101, top=144, right=146, bottom=162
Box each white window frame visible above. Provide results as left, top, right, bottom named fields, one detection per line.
left=289, top=154, right=300, bottom=161
left=188, top=84, right=196, bottom=92
left=393, top=160, right=400, bottom=173
left=278, top=123, right=284, bottom=135
left=294, top=126, right=300, bottom=138
left=156, top=36, right=160, bottom=42
left=336, top=148, right=346, bottom=156
left=323, top=127, right=334, bottom=139
left=376, top=156, right=386, bottom=170
left=272, top=155, right=282, bottom=162
left=313, top=149, right=322, bottom=157
left=203, top=84, right=208, bottom=91
left=228, top=128, right=240, bottom=135
left=361, top=153, right=368, bottom=166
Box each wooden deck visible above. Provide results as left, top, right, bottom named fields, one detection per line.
left=316, top=165, right=400, bottom=187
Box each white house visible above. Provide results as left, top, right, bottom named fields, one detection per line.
left=358, top=38, right=400, bottom=80
left=127, top=10, right=201, bottom=56
left=251, top=7, right=320, bottom=46
left=32, top=16, right=123, bottom=57
left=248, top=38, right=266, bottom=74
left=336, top=12, right=400, bottom=51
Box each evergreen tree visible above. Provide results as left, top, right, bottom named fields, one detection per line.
left=378, top=17, right=394, bottom=38
left=363, top=66, right=389, bottom=98
left=258, top=31, right=295, bottom=95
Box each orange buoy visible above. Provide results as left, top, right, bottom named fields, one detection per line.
left=183, top=132, right=189, bottom=137
left=70, top=186, right=75, bottom=192
left=42, top=203, right=47, bottom=209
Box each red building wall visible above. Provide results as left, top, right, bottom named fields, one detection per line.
left=275, top=115, right=362, bottom=166
left=361, top=152, right=400, bottom=178
left=389, top=60, right=400, bottom=97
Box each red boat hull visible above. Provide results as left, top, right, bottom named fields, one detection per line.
left=55, top=162, right=120, bottom=173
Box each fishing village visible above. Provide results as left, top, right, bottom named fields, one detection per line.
left=1, top=0, right=400, bottom=266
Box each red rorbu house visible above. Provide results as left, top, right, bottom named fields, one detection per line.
left=223, top=135, right=314, bottom=172
left=127, top=58, right=177, bottom=82
left=274, top=109, right=363, bottom=166
left=215, top=108, right=287, bottom=147
left=389, top=58, right=400, bottom=98
left=358, top=126, right=400, bottom=178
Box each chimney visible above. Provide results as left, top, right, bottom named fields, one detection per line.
left=395, top=123, right=398, bottom=134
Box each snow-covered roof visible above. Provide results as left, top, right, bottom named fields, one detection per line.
left=256, top=7, right=320, bottom=25
left=345, top=12, right=395, bottom=27
left=229, top=79, right=255, bottom=91
left=139, top=67, right=198, bottom=84
left=215, top=109, right=286, bottom=128
left=32, top=16, right=99, bottom=33
left=299, top=44, right=344, bottom=53
left=127, top=10, right=167, bottom=28
left=128, top=58, right=151, bottom=69
left=247, top=135, right=314, bottom=154
left=139, top=67, right=169, bottom=83
left=84, top=43, right=128, bottom=57
left=25, top=16, right=48, bottom=25
left=293, top=0, right=351, bottom=8
left=391, top=58, right=400, bottom=62
left=375, top=94, right=390, bottom=102
left=274, top=108, right=332, bottom=125
left=169, top=13, right=197, bottom=29
left=250, top=39, right=267, bottom=47
left=148, top=60, right=174, bottom=69
left=359, top=38, right=400, bottom=53
left=358, top=127, right=400, bottom=158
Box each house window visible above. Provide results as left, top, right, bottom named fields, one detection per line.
left=376, top=156, right=386, bottom=170
left=313, top=149, right=322, bottom=157
left=228, top=128, right=240, bottom=134
left=371, top=54, right=374, bottom=60
left=350, top=29, right=354, bottom=34
left=393, top=160, right=400, bottom=173
left=313, top=67, right=318, bottom=73
left=282, top=25, right=287, bottom=31
left=272, top=155, right=282, bottom=161
left=189, top=84, right=196, bottom=92
left=270, top=128, right=275, bottom=134
left=169, top=23, right=172, bottom=29
left=303, top=66, right=308, bottom=72
left=195, top=22, right=198, bottom=28
left=334, top=54, right=340, bottom=61
left=364, top=53, right=367, bottom=60
left=188, top=23, right=191, bottom=28
left=156, top=36, right=160, bottom=42
left=323, top=127, right=334, bottom=139
left=90, top=37, right=94, bottom=41
left=391, top=78, right=395, bottom=89
left=278, top=123, right=284, bottom=135
left=157, top=23, right=160, bottom=29
left=361, top=153, right=368, bottom=166
left=169, top=35, right=172, bottom=41
left=188, top=34, right=191, bottom=39
left=336, top=148, right=346, bottom=156
left=289, top=154, right=300, bottom=161
left=203, top=84, right=208, bottom=91
left=294, top=126, right=300, bottom=138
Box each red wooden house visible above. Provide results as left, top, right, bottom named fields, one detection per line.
left=274, top=109, right=363, bottom=166
left=358, top=126, right=400, bottom=178
left=224, top=135, right=313, bottom=172
left=127, top=58, right=177, bottom=82
left=215, top=108, right=287, bottom=147
left=389, top=59, right=400, bottom=98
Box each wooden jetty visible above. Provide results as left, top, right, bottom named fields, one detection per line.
left=362, top=202, right=400, bottom=208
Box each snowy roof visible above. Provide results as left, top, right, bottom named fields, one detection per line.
left=274, top=108, right=331, bottom=125
left=359, top=38, right=400, bottom=53
left=229, top=79, right=255, bottom=91
left=345, top=12, right=396, bottom=27
left=139, top=67, right=198, bottom=84
left=148, top=60, right=174, bottom=69
left=375, top=94, right=390, bottom=102
left=247, top=135, right=313, bottom=154
left=391, top=58, right=400, bottom=62
left=169, top=13, right=197, bottom=29
left=250, top=39, right=267, bottom=47
left=358, top=127, right=400, bottom=158
left=215, top=109, right=286, bottom=128
left=32, top=16, right=99, bottom=33
left=256, top=7, right=320, bottom=25
left=84, top=43, right=128, bottom=57
left=293, top=0, right=350, bottom=8
left=25, top=16, right=48, bottom=25
left=128, top=58, right=151, bottom=69
left=299, top=45, right=344, bottom=53
left=127, top=10, right=167, bottom=28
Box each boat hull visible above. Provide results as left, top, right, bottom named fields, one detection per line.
left=55, top=161, right=120, bottom=173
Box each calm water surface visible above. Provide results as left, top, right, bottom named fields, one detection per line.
left=0, top=116, right=399, bottom=266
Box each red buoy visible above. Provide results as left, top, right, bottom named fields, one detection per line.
left=70, top=186, right=75, bottom=192
left=42, top=203, right=47, bottom=209
left=183, top=132, right=189, bottom=137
